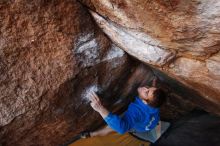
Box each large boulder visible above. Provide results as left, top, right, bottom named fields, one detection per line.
left=80, top=0, right=220, bottom=114
left=0, top=0, right=219, bottom=145
left=0, top=0, right=136, bottom=145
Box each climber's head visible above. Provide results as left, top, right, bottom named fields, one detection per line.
left=138, top=86, right=166, bottom=108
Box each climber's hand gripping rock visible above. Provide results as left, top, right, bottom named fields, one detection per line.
left=89, top=91, right=109, bottom=118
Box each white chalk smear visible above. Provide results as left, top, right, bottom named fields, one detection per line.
left=81, top=84, right=99, bottom=103
left=77, top=33, right=93, bottom=43
left=76, top=38, right=98, bottom=54
left=75, top=33, right=101, bottom=67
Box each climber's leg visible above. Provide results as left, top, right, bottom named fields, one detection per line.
left=130, top=121, right=170, bottom=143
left=90, top=126, right=115, bottom=137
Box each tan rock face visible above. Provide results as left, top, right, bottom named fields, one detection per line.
left=81, top=0, right=220, bottom=112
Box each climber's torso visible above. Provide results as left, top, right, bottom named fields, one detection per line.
left=104, top=96, right=160, bottom=134
left=128, top=96, right=160, bottom=132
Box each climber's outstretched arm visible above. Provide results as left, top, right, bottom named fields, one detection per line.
left=89, top=91, right=136, bottom=134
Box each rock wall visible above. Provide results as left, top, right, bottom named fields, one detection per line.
left=0, top=0, right=219, bottom=145
left=79, top=0, right=220, bottom=114
left=0, top=0, right=136, bottom=145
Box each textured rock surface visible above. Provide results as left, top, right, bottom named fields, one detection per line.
left=80, top=0, right=220, bottom=113
left=0, top=0, right=135, bottom=145
left=0, top=0, right=220, bottom=146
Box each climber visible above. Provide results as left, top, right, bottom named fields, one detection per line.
left=81, top=77, right=168, bottom=143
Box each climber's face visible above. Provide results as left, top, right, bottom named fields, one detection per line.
left=138, top=86, right=157, bottom=102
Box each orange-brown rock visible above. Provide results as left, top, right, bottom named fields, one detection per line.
left=0, top=0, right=220, bottom=146
left=80, top=0, right=220, bottom=113
left=0, top=0, right=135, bottom=145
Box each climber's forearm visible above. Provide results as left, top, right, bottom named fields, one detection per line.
left=98, top=106, right=110, bottom=119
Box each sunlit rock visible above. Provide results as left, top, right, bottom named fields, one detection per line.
left=81, top=0, right=220, bottom=110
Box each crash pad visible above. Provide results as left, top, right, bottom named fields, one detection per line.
left=69, top=132, right=150, bottom=146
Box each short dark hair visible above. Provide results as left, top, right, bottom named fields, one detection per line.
left=148, top=88, right=166, bottom=108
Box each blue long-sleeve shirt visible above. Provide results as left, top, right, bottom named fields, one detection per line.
left=104, top=96, right=160, bottom=134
